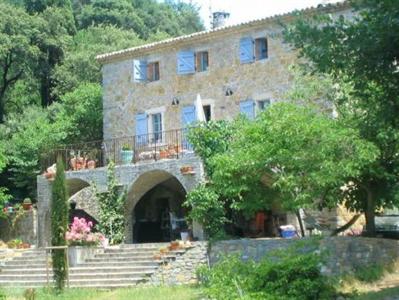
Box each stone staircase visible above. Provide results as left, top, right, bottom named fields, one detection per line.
left=0, top=244, right=181, bottom=288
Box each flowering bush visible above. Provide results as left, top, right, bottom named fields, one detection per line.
left=66, top=217, right=105, bottom=246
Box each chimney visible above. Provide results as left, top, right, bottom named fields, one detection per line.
left=212, top=11, right=230, bottom=29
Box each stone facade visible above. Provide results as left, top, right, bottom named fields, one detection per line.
left=99, top=5, right=351, bottom=140
left=209, top=237, right=399, bottom=276
left=101, top=24, right=295, bottom=140
left=150, top=241, right=208, bottom=285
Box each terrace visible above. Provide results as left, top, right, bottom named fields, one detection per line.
left=41, top=128, right=194, bottom=173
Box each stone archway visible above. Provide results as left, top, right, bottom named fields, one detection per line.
left=125, top=170, right=189, bottom=243
left=66, top=178, right=99, bottom=227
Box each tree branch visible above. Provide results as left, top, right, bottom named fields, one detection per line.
left=330, top=213, right=361, bottom=236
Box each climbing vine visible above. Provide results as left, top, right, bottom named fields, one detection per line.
left=95, top=161, right=126, bottom=244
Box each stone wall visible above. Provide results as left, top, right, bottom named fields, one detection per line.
left=150, top=241, right=208, bottom=285
left=37, top=155, right=204, bottom=246
left=209, top=237, right=399, bottom=275
left=0, top=209, right=37, bottom=245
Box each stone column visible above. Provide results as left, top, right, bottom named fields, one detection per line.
left=37, top=176, right=52, bottom=247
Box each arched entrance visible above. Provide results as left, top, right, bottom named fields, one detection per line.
left=126, top=170, right=188, bottom=243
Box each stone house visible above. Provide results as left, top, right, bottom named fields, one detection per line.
left=37, top=2, right=352, bottom=247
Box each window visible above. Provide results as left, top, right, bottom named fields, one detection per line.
left=203, top=105, right=211, bottom=122
left=255, top=38, right=268, bottom=60
left=147, top=62, right=160, bottom=82
left=257, top=99, right=270, bottom=112
left=151, top=113, right=162, bottom=142
left=239, top=37, right=268, bottom=64
left=196, top=51, right=209, bottom=72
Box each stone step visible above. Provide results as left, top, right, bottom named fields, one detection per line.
left=104, top=248, right=160, bottom=253
left=75, top=261, right=163, bottom=267
left=1, top=263, right=49, bottom=268
left=5, top=258, right=48, bottom=264
left=0, top=271, right=153, bottom=281
left=0, top=265, right=158, bottom=275
left=0, top=277, right=146, bottom=288
left=94, top=253, right=159, bottom=259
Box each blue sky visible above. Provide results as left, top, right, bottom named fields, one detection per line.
left=181, top=0, right=343, bottom=29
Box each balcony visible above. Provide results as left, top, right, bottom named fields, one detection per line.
left=41, top=128, right=194, bottom=172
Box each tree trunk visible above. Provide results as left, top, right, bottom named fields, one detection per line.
left=364, top=188, right=376, bottom=237
left=295, top=210, right=306, bottom=237
left=330, top=214, right=361, bottom=236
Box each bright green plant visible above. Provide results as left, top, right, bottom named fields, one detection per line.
left=51, top=158, right=69, bottom=291
left=95, top=161, right=126, bottom=244
left=199, top=238, right=335, bottom=300
left=184, top=184, right=228, bottom=238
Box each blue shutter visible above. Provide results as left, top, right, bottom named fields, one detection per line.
left=133, top=60, right=147, bottom=82
left=240, top=100, right=255, bottom=119
left=239, top=37, right=254, bottom=64
left=181, top=105, right=197, bottom=150
left=135, top=113, right=148, bottom=145
left=177, top=51, right=195, bottom=74
left=181, top=105, right=197, bottom=126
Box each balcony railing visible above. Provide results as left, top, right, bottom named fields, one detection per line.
left=41, top=128, right=193, bottom=172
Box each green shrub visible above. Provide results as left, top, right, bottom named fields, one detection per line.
left=354, top=264, right=385, bottom=283
left=199, top=240, right=336, bottom=300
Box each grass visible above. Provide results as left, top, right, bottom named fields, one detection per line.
left=0, top=285, right=201, bottom=300
left=352, top=286, right=399, bottom=300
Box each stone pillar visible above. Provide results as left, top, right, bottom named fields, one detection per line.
left=37, top=176, right=52, bottom=247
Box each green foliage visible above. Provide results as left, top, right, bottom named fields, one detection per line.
left=187, top=120, right=233, bottom=176
left=53, top=25, right=143, bottom=96
left=51, top=158, right=68, bottom=291
left=184, top=184, right=228, bottom=238
left=353, top=264, right=386, bottom=283
left=199, top=239, right=335, bottom=300
left=0, top=2, right=41, bottom=122
left=95, top=162, right=126, bottom=244
left=0, top=106, right=67, bottom=198
left=212, top=102, right=378, bottom=212
left=284, top=0, right=399, bottom=233
left=56, top=83, right=103, bottom=143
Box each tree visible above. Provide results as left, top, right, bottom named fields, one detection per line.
left=51, top=158, right=69, bottom=291
left=0, top=2, right=40, bottom=122
left=53, top=25, right=143, bottom=96
left=0, top=142, right=11, bottom=217
left=186, top=103, right=378, bottom=237
left=55, top=83, right=103, bottom=143
left=95, top=162, right=126, bottom=244
left=0, top=106, right=67, bottom=198
left=284, top=0, right=399, bottom=235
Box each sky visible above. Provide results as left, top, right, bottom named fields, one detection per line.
left=182, top=0, right=344, bottom=29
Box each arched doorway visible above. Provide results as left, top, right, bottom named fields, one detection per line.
left=126, top=170, right=188, bottom=243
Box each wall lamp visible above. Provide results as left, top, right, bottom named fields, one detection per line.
left=172, top=97, right=180, bottom=106
left=225, top=88, right=233, bottom=96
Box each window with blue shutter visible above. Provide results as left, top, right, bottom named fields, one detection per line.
left=240, top=100, right=255, bottom=119
left=181, top=105, right=197, bottom=126
left=239, top=37, right=254, bottom=64
left=135, top=113, right=148, bottom=145
left=177, top=51, right=195, bottom=75
left=181, top=105, right=197, bottom=150
left=133, top=60, right=147, bottom=82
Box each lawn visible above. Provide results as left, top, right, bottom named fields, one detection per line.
left=1, top=285, right=201, bottom=300
left=352, top=287, right=399, bottom=300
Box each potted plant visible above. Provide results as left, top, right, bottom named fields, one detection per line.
left=121, top=144, right=134, bottom=164
left=22, top=198, right=32, bottom=211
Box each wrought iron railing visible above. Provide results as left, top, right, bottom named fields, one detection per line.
left=41, top=128, right=193, bottom=172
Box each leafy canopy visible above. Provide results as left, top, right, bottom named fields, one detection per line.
left=284, top=0, right=399, bottom=233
